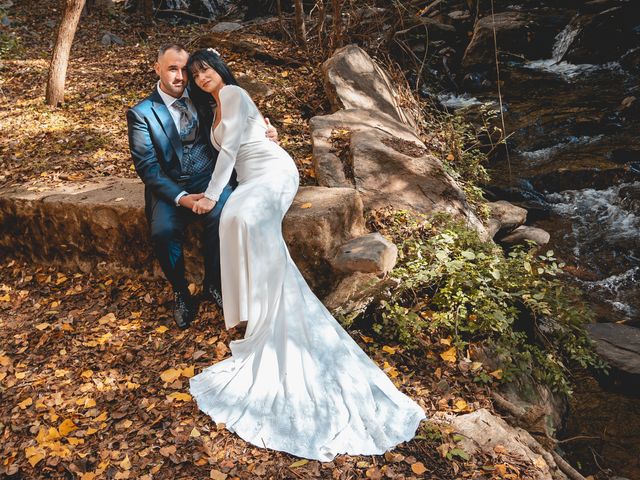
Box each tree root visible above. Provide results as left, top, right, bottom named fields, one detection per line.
left=490, top=391, right=587, bottom=480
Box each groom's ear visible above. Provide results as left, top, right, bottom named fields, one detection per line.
left=154, top=62, right=161, bottom=76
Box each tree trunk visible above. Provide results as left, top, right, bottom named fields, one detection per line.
left=330, top=0, right=344, bottom=52
left=46, top=0, right=86, bottom=107
left=142, top=0, right=153, bottom=20
left=293, top=0, right=306, bottom=45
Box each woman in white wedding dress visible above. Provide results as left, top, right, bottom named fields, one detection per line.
left=186, top=48, right=425, bottom=461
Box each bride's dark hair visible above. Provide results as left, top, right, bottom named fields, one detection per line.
left=187, top=48, right=239, bottom=119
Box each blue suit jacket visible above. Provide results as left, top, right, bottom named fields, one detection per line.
left=126, top=89, right=217, bottom=206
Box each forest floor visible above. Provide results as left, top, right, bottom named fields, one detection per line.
left=1, top=1, right=537, bottom=479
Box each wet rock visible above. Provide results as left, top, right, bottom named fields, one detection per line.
left=447, top=409, right=566, bottom=480
left=331, top=233, right=397, bottom=275
left=462, top=11, right=568, bottom=68
left=561, top=5, right=640, bottom=64
left=586, top=323, right=640, bottom=375
left=321, top=44, right=418, bottom=130
left=487, top=200, right=528, bottom=238
left=621, top=47, right=640, bottom=72
left=0, top=180, right=365, bottom=297
left=237, top=74, right=275, bottom=98
left=498, top=225, right=550, bottom=246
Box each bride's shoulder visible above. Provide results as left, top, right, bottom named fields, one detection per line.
left=220, top=84, right=249, bottom=100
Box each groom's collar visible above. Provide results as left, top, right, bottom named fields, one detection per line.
left=156, top=81, right=190, bottom=108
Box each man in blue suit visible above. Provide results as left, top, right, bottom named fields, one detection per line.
left=127, top=44, right=277, bottom=329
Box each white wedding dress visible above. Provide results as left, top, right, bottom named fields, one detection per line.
left=189, top=85, right=425, bottom=461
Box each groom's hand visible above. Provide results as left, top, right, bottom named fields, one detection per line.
left=265, top=118, right=279, bottom=144
left=178, top=193, right=204, bottom=209
left=192, top=197, right=216, bottom=215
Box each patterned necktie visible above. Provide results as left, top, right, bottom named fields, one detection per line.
left=173, top=97, right=196, bottom=142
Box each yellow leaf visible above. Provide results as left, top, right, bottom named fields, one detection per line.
left=489, top=369, right=503, bottom=379
left=411, top=461, right=427, bottom=474
left=56, top=275, right=68, bottom=285
left=289, top=459, right=308, bottom=468
left=50, top=301, right=60, bottom=309
left=454, top=399, right=468, bottom=411
left=434, top=367, right=442, bottom=379
left=360, top=335, right=374, bottom=343
left=190, top=427, right=201, bottom=438
left=300, top=202, right=312, bottom=209
left=167, top=392, right=192, bottom=402
left=0, top=293, right=10, bottom=302
left=59, top=419, right=78, bottom=437
left=18, top=397, right=33, bottom=409
left=471, top=361, right=483, bottom=371
left=382, top=345, right=396, bottom=354
left=440, top=337, right=452, bottom=345
left=86, top=427, right=98, bottom=435
left=182, top=365, right=195, bottom=378
left=281, top=71, right=289, bottom=77
left=440, top=346, right=457, bottom=363
left=35, top=322, right=51, bottom=330
left=446, top=153, right=455, bottom=161
left=67, top=437, right=84, bottom=446
left=98, top=313, right=116, bottom=325
left=15, top=371, right=27, bottom=379
left=94, top=412, right=108, bottom=422
left=120, top=455, right=132, bottom=470
left=81, top=370, right=93, bottom=379
left=80, top=473, right=97, bottom=480
left=155, top=326, right=169, bottom=334
left=27, top=451, right=45, bottom=467
left=160, top=368, right=182, bottom=383
left=0, top=372, right=6, bottom=382
left=0, top=354, right=11, bottom=366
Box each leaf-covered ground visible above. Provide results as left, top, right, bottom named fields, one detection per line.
left=0, top=260, right=537, bottom=479
left=0, top=0, right=321, bottom=191
left=1, top=1, right=541, bottom=479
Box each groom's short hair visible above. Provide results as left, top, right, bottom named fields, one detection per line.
left=157, top=43, right=188, bottom=60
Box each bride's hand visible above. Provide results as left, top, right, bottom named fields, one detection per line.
left=192, top=197, right=216, bottom=214
left=265, top=118, right=279, bottom=144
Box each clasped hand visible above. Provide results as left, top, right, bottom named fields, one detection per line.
left=178, top=193, right=216, bottom=214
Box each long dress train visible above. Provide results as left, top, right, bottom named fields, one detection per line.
left=189, top=85, right=425, bottom=461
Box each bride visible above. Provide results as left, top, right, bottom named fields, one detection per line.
left=186, top=48, right=425, bottom=461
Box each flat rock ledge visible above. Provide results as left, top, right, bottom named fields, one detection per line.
left=0, top=178, right=366, bottom=296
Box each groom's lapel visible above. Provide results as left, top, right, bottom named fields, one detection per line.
left=150, top=91, right=183, bottom=160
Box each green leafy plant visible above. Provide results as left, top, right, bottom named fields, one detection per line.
left=363, top=210, right=607, bottom=394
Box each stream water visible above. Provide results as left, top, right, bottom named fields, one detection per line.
left=440, top=16, right=640, bottom=479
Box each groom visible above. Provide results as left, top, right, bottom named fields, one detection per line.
left=127, top=44, right=277, bottom=329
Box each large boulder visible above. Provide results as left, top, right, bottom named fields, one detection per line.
left=462, top=11, right=568, bottom=68
left=310, top=109, right=488, bottom=238
left=310, top=109, right=424, bottom=188
left=448, top=409, right=567, bottom=480
left=0, top=179, right=365, bottom=296
left=322, top=44, right=418, bottom=130
left=586, top=323, right=640, bottom=376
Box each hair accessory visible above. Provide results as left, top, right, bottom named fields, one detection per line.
left=207, top=47, right=221, bottom=56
